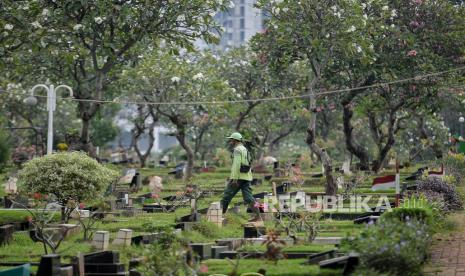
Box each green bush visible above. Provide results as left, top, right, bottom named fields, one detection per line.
left=380, top=207, right=435, bottom=228
left=443, top=153, right=465, bottom=185
left=18, top=152, right=119, bottom=222
left=0, top=129, right=11, bottom=172
left=346, top=217, right=431, bottom=275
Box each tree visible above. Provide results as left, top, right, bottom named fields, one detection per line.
left=18, top=152, right=118, bottom=222
left=0, top=128, right=11, bottom=172
left=129, top=103, right=159, bottom=168
left=121, top=50, right=231, bottom=180
left=253, top=0, right=376, bottom=194
left=1, top=0, right=230, bottom=153
left=326, top=0, right=465, bottom=171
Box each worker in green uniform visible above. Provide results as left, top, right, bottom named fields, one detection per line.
left=221, top=132, right=261, bottom=222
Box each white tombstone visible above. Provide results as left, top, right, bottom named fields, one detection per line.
left=4, top=177, right=17, bottom=194
left=148, top=176, right=163, bottom=194
left=118, top=169, right=136, bottom=184
left=207, top=202, right=223, bottom=227
left=112, top=229, right=133, bottom=246
left=336, top=176, right=345, bottom=190
left=342, top=160, right=352, bottom=175
left=92, top=231, right=109, bottom=250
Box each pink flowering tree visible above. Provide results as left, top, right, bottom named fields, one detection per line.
left=326, top=0, right=465, bottom=172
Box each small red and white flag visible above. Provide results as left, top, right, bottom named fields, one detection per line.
left=428, top=164, right=445, bottom=179
left=372, top=174, right=400, bottom=191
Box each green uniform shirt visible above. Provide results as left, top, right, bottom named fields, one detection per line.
left=230, top=144, right=253, bottom=181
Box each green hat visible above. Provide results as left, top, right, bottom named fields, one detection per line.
left=226, top=132, right=243, bottom=141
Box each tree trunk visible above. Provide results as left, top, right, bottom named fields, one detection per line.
left=417, top=116, right=443, bottom=159
left=369, top=110, right=398, bottom=172
left=342, top=104, right=370, bottom=170
left=306, top=79, right=336, bottom=195
left=176, top=129, right=194, bottom=181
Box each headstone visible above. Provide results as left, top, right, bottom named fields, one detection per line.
left=4, top=196, right=12, bottom=208
left=211, top=246, right=229, bottom=259
left=4, top=177, right=18, bottom=194
left=216, top=238, right=244, bottom=250
left=0, top=224, right=14, bottom=246
left=37, top=254, right=61, bottom=276
left=92, top=231, right=109, bottom=251
left=190, top=243, right=214, bottom=260
left=119, top=169, right=136, bottom=184
left=342, top=160, right=352, bottom=175
left=353, top=215, right=379, bottom=224
left=112, top=229, right=133, bottom=246
left=84, top=251, right=119, bottom=264
left=312, top=237, right=343, bottom=245
left=148, top=176, right=163, bottom=194
left=244, top=226, right=266, bottom=238
left=207, top=202, right=223, bottom=227
left=307, top=250, right=338, bottom=264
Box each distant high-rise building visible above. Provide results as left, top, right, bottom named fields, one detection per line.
left=197, top=0, right=265, bottom=51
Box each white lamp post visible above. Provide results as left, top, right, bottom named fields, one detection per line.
left=459, top=116, right=465, bottom=139
left=24, top=84, right=73, bottom=155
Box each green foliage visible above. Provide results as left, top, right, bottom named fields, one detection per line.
left=18, top=152, right=118, bottom=211
left=444, top=153, right=465, bottom=185
left=380, top=207, right=435, bottom=228
left=346, top=217, right=431, bottom=275
left=0, top=129, right=10, bottom=172
left=90, top=117, right=118, bottom=147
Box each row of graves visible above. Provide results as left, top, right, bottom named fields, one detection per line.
left=0, top=161, right=446, bottom=275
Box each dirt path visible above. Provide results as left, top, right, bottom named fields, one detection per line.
left=425, top=211, right=465, bottom=276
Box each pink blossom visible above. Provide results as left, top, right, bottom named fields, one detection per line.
left=199, top=264, right=209, bottom=273
left=79, top=203, right=85, bottom=209
left=253, top=201, right=261, bottom=208
left=186, top=187, right=194, bottom=193
left=407, top=50, right=417, bottom=57
left=410, top=84, right=417, bottom=92
left=413, top=0, right=423, bottom=5
left=409, top=21, right=420, bottom=28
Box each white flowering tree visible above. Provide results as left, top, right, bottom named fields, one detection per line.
left=0, top=0, right=230, bottom=154
left=253, top=0, right=378, bottom=194
left=18, top=152, right=119, bottom=222
left=121, top=50, right=232, bottom=180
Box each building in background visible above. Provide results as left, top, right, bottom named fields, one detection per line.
left=197, top=0, right=265, bottom=51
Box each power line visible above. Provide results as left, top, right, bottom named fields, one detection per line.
left=3, top=66, right=465, bottom=106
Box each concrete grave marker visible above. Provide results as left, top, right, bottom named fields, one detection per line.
left=92, top=231, right=109, bottom=251
left=118, top=169, right=136, bottom=185
left=207, top=202, right=223, bottom=227
left=112, top=229, right=133, bottom=246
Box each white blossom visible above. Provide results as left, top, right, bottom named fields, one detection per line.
left=282, top=7, right=289, bottom=12
left=171, top=76, right=181, bottom=83
left=382, top=5, right=389, bottom=11
left=94, top=17, right=105, bottom=24
left=73, top=24, right=84, bottom=31
left=42, top=8, right=50, bottom=16
left=193, top=73, right=204, bottom=80
left=31, top=21, right=42, bottom=29
left=354, top=44, right=363, bottom=53
left=347, top=25, right=356, bottom=32
left=391, top=9, right=397, bottom=17
left=4, top=24, right=13, bottom=30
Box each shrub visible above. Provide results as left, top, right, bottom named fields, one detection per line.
left=18, top=152, right=118, bottom=222
left=214, top=148, right=231, bottom=167
left=380, top=207, right=434, bottom=228
left=443, top=153, right=465, bottom=185
left=415, top=177, right=463, bottom=211
left=346, top=217, right=431, bottom=275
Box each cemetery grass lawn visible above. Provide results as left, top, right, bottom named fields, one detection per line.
left=0, top=231, right=92, bottom=263
left=201, top=259, right=342, bottom=275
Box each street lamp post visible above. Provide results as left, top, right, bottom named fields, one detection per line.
left=24, top=84, right=73, bottom=155
left=459, top=116, right=465, bottom=139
